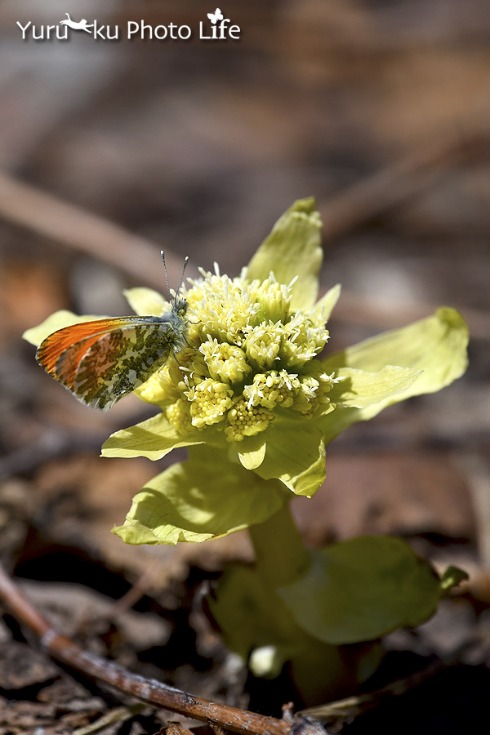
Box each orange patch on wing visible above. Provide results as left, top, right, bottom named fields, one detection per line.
left=36, top=318, right=129, bottom=376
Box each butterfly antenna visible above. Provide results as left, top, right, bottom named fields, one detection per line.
left=161, top=252, right=190, bottom=304
left=160, top=251, right=171, bottom=301
left=178, top=256, right=190, bottom=295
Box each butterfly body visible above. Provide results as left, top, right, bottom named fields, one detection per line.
left=36, top=297, right=188, bottom=409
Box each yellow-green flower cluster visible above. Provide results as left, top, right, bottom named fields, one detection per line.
left=24, top=197, right=469, bottom=546
left=144, top=267, right=336, bottom=443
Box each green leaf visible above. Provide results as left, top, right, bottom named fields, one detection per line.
left=333, top=365, right=422, bottom=410
left=323, top=308, right=468, bottom=396
left=246, top=198, right=323, bottom=309
left=123, top=287, right=169, bottom=317
left=237, top=435, right=267, bottom=470
left=113, top=447, right=287, bottom=544
left=210, top=563, right=383, bottom=698
left=312, top=284, right=341, bottom=323
left=279, top=536, right=442, bottom=644
left=209, top=564, right=310, bottom=664
left=102, top=413, right=203, bottom=460
left=249, top=414, right=326, bottom=496
left=320, top=308, right=469, bottom=443
left=23, top=310, right=103, bottom=347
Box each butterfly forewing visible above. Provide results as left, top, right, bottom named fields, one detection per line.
left=37, top=313, right=187, bottom=409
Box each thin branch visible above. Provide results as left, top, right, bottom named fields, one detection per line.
left=0, top=172, right=182, bottom=291
left=1, top=109, right=489, bottom=340
left=319, top=110, right=489, bottom=241
left=299, top=659, right=444, bottom=723
left=72, top=704, right=146, bottom=735
left=299, top=629, right=486, bottom=726
left=0, top=167, right=488, bottom=342
left=1, top=111, right=483, bottom=282
left=0, top=562, right=290, bottom=735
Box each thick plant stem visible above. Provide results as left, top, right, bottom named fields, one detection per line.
left=248, top=501, right=310, bottom=586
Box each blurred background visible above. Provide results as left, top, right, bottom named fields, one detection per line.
left=0, top=0, right=489, bottom=729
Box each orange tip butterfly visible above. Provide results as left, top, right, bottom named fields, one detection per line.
left=36, top=253, right=189, bottom=410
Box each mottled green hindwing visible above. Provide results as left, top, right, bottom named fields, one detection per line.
left=36, top=301, right=188, bottom=409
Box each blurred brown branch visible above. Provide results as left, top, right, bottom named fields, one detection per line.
left=0, top=172, right=183, bottom=290
left=319, top=109, right=489, bottom=240
left=0, top=104, right=489, bottom=338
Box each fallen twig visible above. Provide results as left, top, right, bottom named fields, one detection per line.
left=299, top=659, right=444, bottom=724
left=72, top=704, right=146, bottom=735
left=299, top=627, right=488, bottom=727
left=0, top=544, right=484, bottom=733
left=0, top=562, right=291, bottom=735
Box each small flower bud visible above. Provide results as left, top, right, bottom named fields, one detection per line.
left=225, top=398, right=273, bottom=442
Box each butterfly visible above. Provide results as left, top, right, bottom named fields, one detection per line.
left=207, top=8, right=224, bottom=24
left=36, top=254, right=189, bottom=410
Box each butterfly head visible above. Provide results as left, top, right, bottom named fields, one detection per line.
left=171, top=294, right=188, bottom=320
